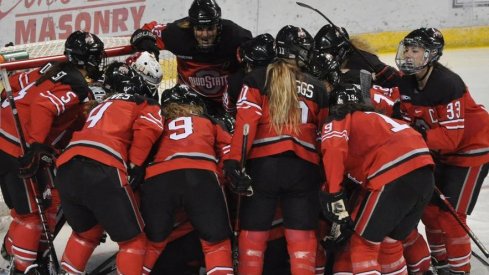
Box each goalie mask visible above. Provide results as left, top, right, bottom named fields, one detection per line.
left=275, top=25, right=313, bottom=69
left=64, top=31, right=106, bottom=80
left=395, top=28, right=444, bottom=75
left=307, top=50, right=341, bottom=87
left=314, top=24, right=351, bottom=64
left=103, top=61, right=153, bottom=97
left=237, top=33, right=276, bottom=72
left=160, top=84, right=205, bottom=109
left=126, top=51, right=162, bottom=98
left=188, top=0, right=222, bottom=52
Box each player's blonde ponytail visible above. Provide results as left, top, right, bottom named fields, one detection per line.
left=265, top=59, right=301, bottom=135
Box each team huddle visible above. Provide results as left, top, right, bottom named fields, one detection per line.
left=1, top=0, right=488, bottom=275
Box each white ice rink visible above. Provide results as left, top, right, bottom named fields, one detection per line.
left=1, top=47, right=489, bottom=274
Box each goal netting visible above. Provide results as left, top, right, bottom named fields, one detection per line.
left=0, top=36, right=178, bottom=92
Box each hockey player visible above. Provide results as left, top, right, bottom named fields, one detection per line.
left=319, top=85, right=435, bottom=274
left=126, top=51, right=163, bottom=100
left=224, top=25, right=328, bottom=275
left=130, top=0, right=252, bottom=116
left=141, top=84, right=233, bottom=275
left=0, top=30, right=106, bottom=274
left=54, top=61, right=163, bottom=275
left=389, top=28, right=489, bottom=274
left=313, top=24, right=400, bottom=88
left=223, top=33, right=276, bottom=116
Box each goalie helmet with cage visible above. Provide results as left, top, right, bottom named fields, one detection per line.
left=395, top=27, right=444, bottom=75
left=237, top=33, right=276, bottom=71
left=314, top=24, right=351, bottom=64
left=64, top=30, right=106, bottom=80
left=103, top=61, right=153, bottom=97
left=126, top=51, right=162, bottom=98
left=275, top=25, right=313, bottom=66
left=188, top=0, right=222, bottom=51
left=160, top=84, right=206, bottom=108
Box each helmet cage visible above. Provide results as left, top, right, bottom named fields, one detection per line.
left=126, top=51, right=163, bottom=96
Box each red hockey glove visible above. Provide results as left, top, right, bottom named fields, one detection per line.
left=18, top=142, right=56, bottom=179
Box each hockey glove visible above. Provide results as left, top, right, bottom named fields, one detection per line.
left=412, top=119, right=430, bottom=140
left=319, top=191, right=352, bottom=224
left=320, top=221, right=354, bottom=250
left=18, top=142, right=56, bottom=179
left=130, top=29, right=160, bottom=60
left=128, top=164, right=145, bottom=191
left=223, top=160, right=253, bottom=196
left=211, top=113, right=236, bottom=133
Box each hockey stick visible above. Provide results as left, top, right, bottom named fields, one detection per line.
left=359, top=69, right=372, bottom=99
left=0, top=69, right=60, bottom=274
left=434, top=186, right=489, bottom=258
left=296, top=2, right=376, bottom=72
left=472, top=251, right=489, bottom=267
left=232, top=123, right=251, bottom=274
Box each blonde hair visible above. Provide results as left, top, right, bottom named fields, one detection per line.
left=265, top=59, right=301, bottom=135
left=350, top=36, right=376, bottom=54
left=162, top=102, right=204, bottom=120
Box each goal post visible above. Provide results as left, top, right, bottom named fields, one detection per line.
left=0, top=36, right=177, bottom=92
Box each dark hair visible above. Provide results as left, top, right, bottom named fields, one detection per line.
left=328, top=102, right=376, bottom=121
left=35, top=61, right=75, bottom=86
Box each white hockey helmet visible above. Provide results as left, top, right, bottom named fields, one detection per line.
left=126, top=51, right=163, bottom=94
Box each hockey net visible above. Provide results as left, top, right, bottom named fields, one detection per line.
left=0, top=36, right=177, bottom=224
left=0, top=36, right=178, bottom=93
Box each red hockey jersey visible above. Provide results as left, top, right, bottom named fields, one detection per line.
left=370, top=65, right=489, bottom=167
left=145, top=115, right=231, bottom=179
left=227, top=67, right=329, bottom=164
left=321, top=111, right=434, bottom=193
left=56, top=93, right=163, bottom=172
left=142, top=19, right=252, bottom=101
left=0, top=62, right=92, bottom=157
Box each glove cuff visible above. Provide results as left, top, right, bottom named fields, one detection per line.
left=131, top=29, right=156, bottom=45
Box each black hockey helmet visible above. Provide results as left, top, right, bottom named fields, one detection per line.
left=64, top=31, right=106, bottom=80
left=275, top=25, right=313, bottom=66
left=160, top=84, right=205, bottom=108
left=329, top=83, right=364, bottom=108
left=395, top=28, right=444, bottom=74
left=188, top=0, right=221, bottom=27
left=238, top=33, right=276, bottom=69
left=314, top=24, right=351, bottom=63
left=307, top=50, right=341, bottom=86
left=103, top=61, right=153, bottom=97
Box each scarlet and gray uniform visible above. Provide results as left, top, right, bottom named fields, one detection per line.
left=227, top=67, right=329, bottom=230
left=142, top=19, right=252, bottom=112
left=371, top=65, right=489, bottom=214
left=142, top=115, right=233, bottom=275
left=55, top=93, right=163, bottom=240
left=0, top=62, right=91, bottom=214
left=321, top=111, right=434, bottom=241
